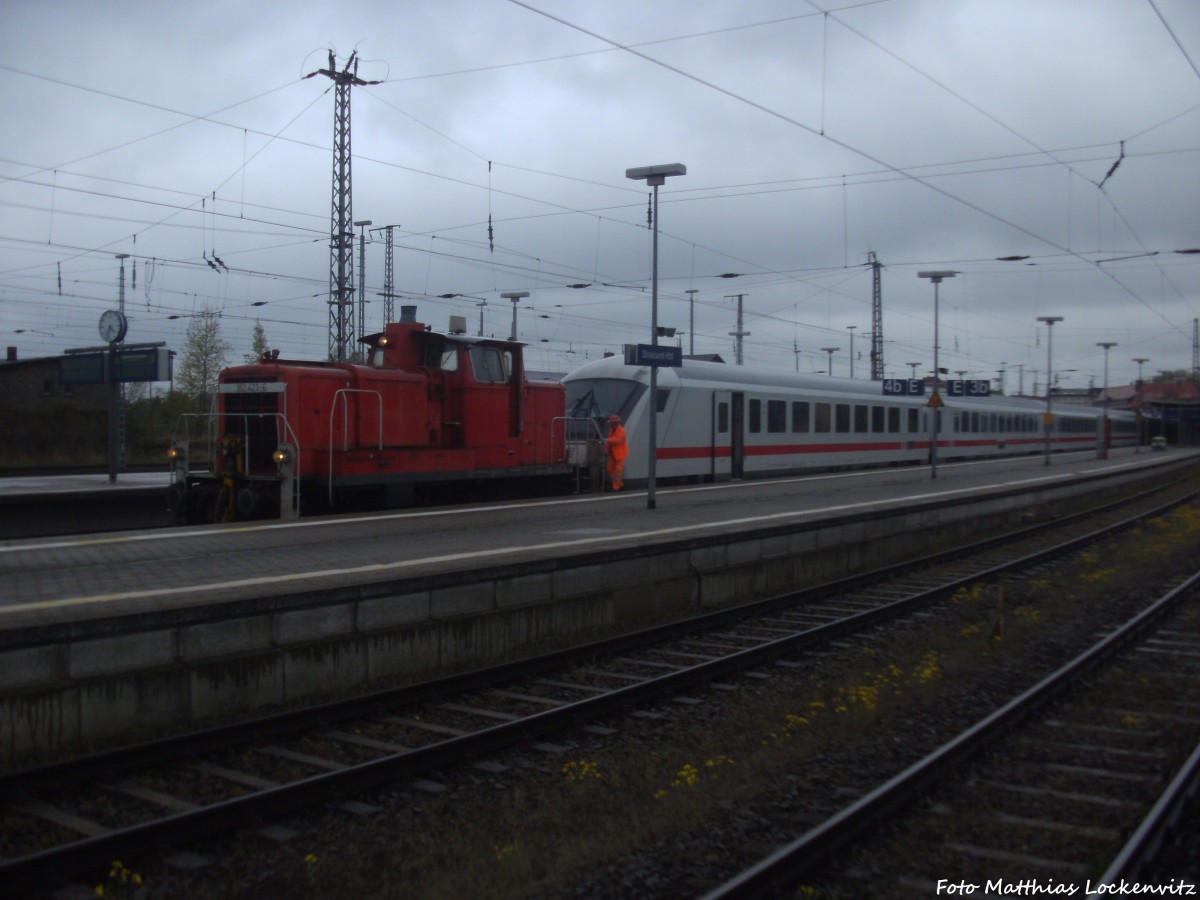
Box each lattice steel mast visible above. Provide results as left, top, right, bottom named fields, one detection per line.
left=306, top=51, right=378, bottom=361
left=868, top=250, right=884, bottom=380
left=373, top=224, right=399, bottom=328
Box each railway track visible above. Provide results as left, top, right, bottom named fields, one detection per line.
left=1, top=485, right=1195, bottom=895
left=703, top=569, right=1200, bottom=899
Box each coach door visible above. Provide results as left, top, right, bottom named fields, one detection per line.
left=712, top=391, right=744, bottom=480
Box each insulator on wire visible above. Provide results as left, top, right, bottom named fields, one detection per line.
left=646, top=193, right=652, bottom=227
left=488, top=215, right=494, bottom=253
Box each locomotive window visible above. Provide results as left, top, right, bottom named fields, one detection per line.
left=469, top=347, right=508, bottom=384
left=871, top=406, right=885, bottom=433
left=854, top=405, right=868, bottom=433
left=792, top=401, right=809, bottom=433
left=815, top=402, right=831, bottom=433
left=656, top=389, right=670, bottom=413
left=888, top=407, right=900, bottom=433
left=767, top=400, right=786, bottom=433
left=748, top=399, right=762, bottom=433
left=717, top=402, right=729, bottom=434
left=836, top=404, right=851, bottom=433
left=907, top=408, right=919, bottom=433
left=440, top=348, right=459, bottom=371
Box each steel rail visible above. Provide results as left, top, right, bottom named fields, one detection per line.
left=700, top=569, right=1200, bottom=900
left=1098, top=737, right=1200, bottom=885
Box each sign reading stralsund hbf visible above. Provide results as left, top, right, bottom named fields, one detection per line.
left=624, top=343, right=683, bottom=368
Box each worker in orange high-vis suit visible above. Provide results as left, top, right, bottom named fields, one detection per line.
left=604, top=414, right=628, bottom=491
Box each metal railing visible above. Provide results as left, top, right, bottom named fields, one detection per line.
left=553, top=415, right=605, bottom=492
left=328, top=389, right=384, bottom=504
left=171, top=412, right=301, bottom=482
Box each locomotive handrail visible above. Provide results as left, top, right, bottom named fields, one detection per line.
left=552, top=415, right=604, bottom=462
left=169, top=402, right=220, bottom=476
left=553, top=415, right=606, bottom=493
left=328, top=389, right=385, bottom=504
left=171, top=411, right=301, bottom=480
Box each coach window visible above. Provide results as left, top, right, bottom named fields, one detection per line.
left=717, top=402, right=729, bottom=434
left=767, top=399, right=786, bottom=433
left=871, top=405, right=885, bottom=433
left=791, top=401, right=809, bottom=432
left=907, top=408, right=919, bottom=433
left=749, top=398, right=762, bottom=433
left=853, top=404, right=868, bottom=433
left=836, top=403, right=851, bottom=433
left=888, top=406, right=900, bottom=433
left=815, top=402, right=831, bottom=433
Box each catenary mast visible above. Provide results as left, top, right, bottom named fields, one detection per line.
left=306, top=51, right=379, bottom=362
left=868, top=251, right=884, bottom=380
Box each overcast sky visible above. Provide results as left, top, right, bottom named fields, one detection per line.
left=2, top=0, right=1198, bottom=391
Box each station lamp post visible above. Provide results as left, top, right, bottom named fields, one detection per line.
left=821, top=347, right=840, bottom=375
left=502, top=291, right=529, bottom=341
left=1096, top=341, right=1116, bottom=459
left=1037, top=315, right=1063, bottom=466
left=685, top=289, right=698, bottom=356
left=917, top=271, right=957, bottom=480
left=626, top=162, right=686, bottom=510
left=1133, top=357, right=1149, bottom=452
left=354, top=220, right=372, bottom=359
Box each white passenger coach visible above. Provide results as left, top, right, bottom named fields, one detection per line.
left=563, top=355, right=1138, bottom=485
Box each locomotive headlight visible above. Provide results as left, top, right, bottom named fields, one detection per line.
left=168, top=446, right=182, bottom=461
left=272, top=447, right=293, bottom=466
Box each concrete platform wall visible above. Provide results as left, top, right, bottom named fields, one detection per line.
left=0, top=462, right=1178, bottom=766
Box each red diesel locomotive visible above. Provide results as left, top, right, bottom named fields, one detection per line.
left=167, top=310, right=574, bottom=522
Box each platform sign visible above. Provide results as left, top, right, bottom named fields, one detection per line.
left=59, top=352, right=107, bottom=385
left=881, top=378, right=925, bottom=397
left=624, top=343, right=682, bottom=368
left=60, top=345, right=172, bottom=385
left=112, top=347, right=172, bottom=383
left=947, top=379, right=991, bottom=398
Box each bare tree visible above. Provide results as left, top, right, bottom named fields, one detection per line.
left=176, top=308, right=231, bottom=408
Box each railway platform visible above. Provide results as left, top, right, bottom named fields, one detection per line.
left=0, top=471, right=167, bottom=539
left=1, top=448, right=1196, bottom=763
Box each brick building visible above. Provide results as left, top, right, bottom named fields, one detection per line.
left=0, top=347, right=108, bottom=411
left=1, top=347, right=111, bottom=466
